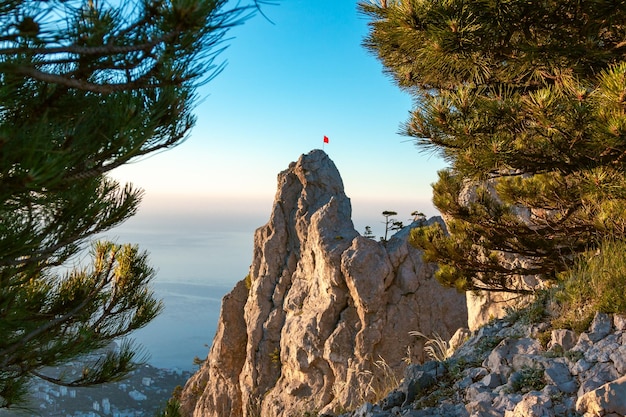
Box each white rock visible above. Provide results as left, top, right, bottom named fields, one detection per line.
left=576, top=375, right=626, bottom=416
left=613, top=314, right=626, bottom=331
left=504, top=392, right=553, bottom=417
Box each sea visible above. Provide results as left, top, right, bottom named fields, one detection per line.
left=94, top=204, right=265, bottom=372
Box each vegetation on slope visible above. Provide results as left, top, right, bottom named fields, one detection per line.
left=360, top=0, right=626, bottom=294
left=0, top=0, right=260, bottom=408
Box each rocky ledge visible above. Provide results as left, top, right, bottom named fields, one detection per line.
left=340, top=312, right=626, bottom=417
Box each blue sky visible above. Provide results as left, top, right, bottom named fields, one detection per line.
left=110, top=0, right=447, bottom=234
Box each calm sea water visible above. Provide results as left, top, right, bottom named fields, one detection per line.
left=99, top=221, right=257, bottom=371
left=131, top=281, right=232, bottom=371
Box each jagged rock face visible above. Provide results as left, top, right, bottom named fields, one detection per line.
left=179, top=150, right=467, bottom=417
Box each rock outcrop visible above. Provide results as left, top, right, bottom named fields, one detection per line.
left=341, top=312, right=626, bottom=417
left=179, top=150, right=467, bottom=416
left=455, top=178, right=549, bottom=330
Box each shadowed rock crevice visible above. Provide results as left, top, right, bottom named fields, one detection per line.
left=180, top=150, right=467, bottom=417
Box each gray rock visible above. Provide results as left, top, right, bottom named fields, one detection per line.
left=528, top=322, right=551, bottom=338
left=578, top=376, right=608, bottom=398
left=510, top=354, right=545, bottom=372
left=481, top=373, right=503, bottom=388
left=498, top=323, right=524, bottom=339
left=465, top=391, right=497, bottom=416
left=609, top=344, right=626, bottom=374
left=483, top=338, right=541, bottom=376
left=359, top=404, right=386, bottom=417
left=381, top=390, right=405, bottom=410
left=507, top=371, right=524, bottom=390
left=465, top=382, right=489, bottom=402
left=583, top=362, right=620, bottom=388
left=448, top=404, right=472, bottom=417
left=337, top=315, right=626, bottom=417
left=540, top=385, right=561, bottom=398
left=403, top=404, right=469, bottom=417
left=589, top=312, right=612, bottom=342
left=421, top=360, right=447, bottom=379
left=543, top=361, right=576, bottom=394
left=572, top=332, right=593, bottom=353
left=465, top=367, right=489, bottom=381
left=402, top=371, right=435, bottom=407
left=569, top=358, right=592, bottom=376
left=548, top=329, right=577, bottom=352
left=494, top=382, right=514, bottom=395
left=584, top=333, right=620, bottom=362
left=553, top=396, right=576, bottom=417
left=455, top=374, right=475, bottom=390
left=492, top=393, right=523, bottom=413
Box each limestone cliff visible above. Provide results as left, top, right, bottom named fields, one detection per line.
left=179, top=150, right=467, bottom=416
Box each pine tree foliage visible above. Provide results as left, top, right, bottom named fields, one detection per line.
left=360, top=0, right=626, bottom=293
left=0, top=0, right=259, bottom=408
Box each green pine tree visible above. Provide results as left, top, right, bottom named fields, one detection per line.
left=360, top=0, right=626, bottom=293
left=0, top=0, right=258, bottom=408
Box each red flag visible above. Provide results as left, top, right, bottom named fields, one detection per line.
left=323, top=135, right=329, bottom=144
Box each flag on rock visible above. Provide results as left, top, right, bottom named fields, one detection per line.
left=323, top=135, right=329, bottom=144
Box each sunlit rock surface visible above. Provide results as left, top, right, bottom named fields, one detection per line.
left=179, top=150, right=467, bottom=417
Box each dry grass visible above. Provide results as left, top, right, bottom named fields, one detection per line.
left=333, top=356, right=402, bottom=410
left=552, top=238, right=626, bottom=332
left=409, top=331, right=452, bottom=362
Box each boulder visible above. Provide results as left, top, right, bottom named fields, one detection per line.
left=504, top=392, right=553, bottom=417
left=548, top=329, right=577, bottom=352
left=613, top=314, right=626, bottom=331
left=609, top=345, right=626, bottom=374
left=543, top=361, right=576, bottom=394
left=576, top=375, right=626, bottom=416
left=588, top=312, right=613, bottom=342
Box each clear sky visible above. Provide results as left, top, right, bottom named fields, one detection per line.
left=110, top=0, right=448, bottom=235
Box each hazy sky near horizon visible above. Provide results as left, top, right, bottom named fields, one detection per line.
left=110, top=0, right=448, bottom=231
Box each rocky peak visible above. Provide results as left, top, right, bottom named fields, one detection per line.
left=179, top=150, right=467, bottom=416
